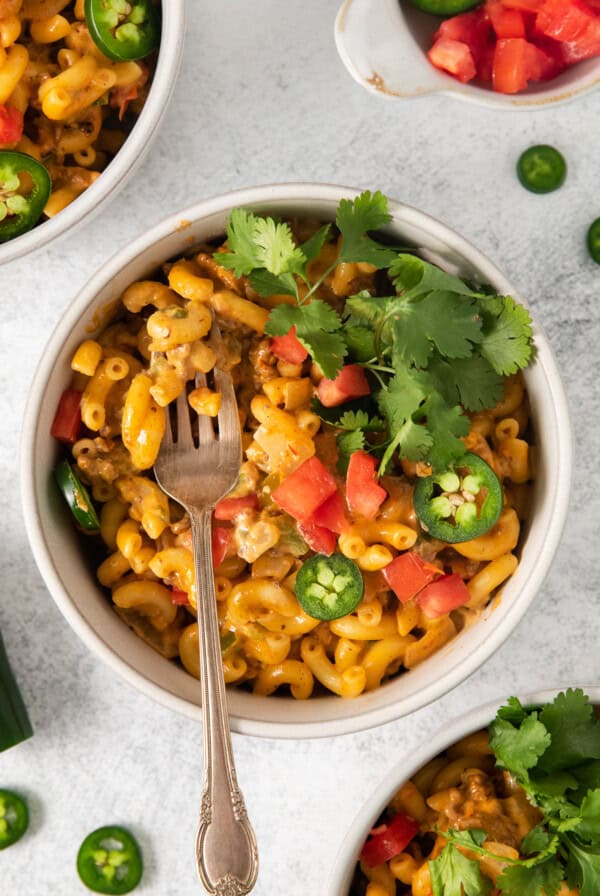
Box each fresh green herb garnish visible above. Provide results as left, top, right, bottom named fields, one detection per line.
left=219, top=192, right=534, bottom=473
left=431, top=689, right=600, bottom=896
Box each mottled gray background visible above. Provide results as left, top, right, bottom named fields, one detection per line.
left=2, top=1, right=600, bottom=893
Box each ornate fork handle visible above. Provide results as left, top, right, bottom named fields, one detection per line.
left=191, top=508, right=258, bottom=895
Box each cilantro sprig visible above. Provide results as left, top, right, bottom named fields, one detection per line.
left=430, top=689, right=600, bottom=896
left=218, top=191, right=534, bottom=473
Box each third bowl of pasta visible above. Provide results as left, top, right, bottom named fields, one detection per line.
left=21, top=183, right=572, bottom=738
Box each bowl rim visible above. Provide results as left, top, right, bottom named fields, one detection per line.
left=334, top=0, right=600, bottom=109
left=0, top=0, right=186, bottom=267
left=20, top=182, right=573, bottom=739
left=327, top=685, right=600, bottom=894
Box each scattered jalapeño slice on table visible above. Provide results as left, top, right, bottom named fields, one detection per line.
left=0, top=152, right=51, bottom=243
left=77, top=826, right=143, bottom=894
left=517, top=144, right=567, bottom=194
left=413, top=452, right=503, bottom=543
left=0, top=790, right=29, bottom=850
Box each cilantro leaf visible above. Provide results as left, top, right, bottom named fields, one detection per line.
left=577, top=790, right=600, bottom=843
left=253, top=217, right=305, bottom=276
left=489, top=713, right=551, bottom=780
left=265, top=301, right=346, bottom=379
left=429, top=840, right=492, bottom=896
left=420, top=392, right=470, bottom=472
left=249, top=269, right=298, bottom=298
left=220, top=208, right=263, bottom=277
left=538, top=690, right=600, bottom=774
left=338, top=409, right=384, bottom=432
left=565, top=835, right=600, bottom=896
left=521, top=825, right=553, bottom=856
left=300, top=224, right=331, bottom=263
left=336, top=430, right=365, bottom=475
left=479, top=296, right=533, bottom=376
left=496, top=696, right=529, bottom=727
left=429, top=355, right=504, bottom=413
left=336, top=191, right=398, bottom=268
left=389, top=253, right=482, bottom=298
left=345, top=290, right=391, bottom=326
left=497, top=858, right=563, bottom=896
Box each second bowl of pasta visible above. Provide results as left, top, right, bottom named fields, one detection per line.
left=20, top=183, right=572, bottom=738
left=0, top=0, right=184, bottom=264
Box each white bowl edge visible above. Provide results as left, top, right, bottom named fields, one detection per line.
left=20, top=182, right=573, bottom=739
left=327, top=685, right=600, bottom=895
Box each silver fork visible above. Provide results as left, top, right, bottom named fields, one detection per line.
left=154, top=339, right=258, bottom=896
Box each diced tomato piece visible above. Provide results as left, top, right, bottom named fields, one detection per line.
left=171, top=589, right=190, bottom=606
left=50, top=389, right=83, bottom=444
left=487, top=1, right=526, bottom=37
left=310, top=491, right=349, bottom=534
left=536, top=0, right=599, bottom=42
left=214, top=494, right=259, bottom=520
left=272, top=456, right=338, bottom=522
left=360, top=814, right=420, bottom=868
left=0, top=104, right=23, bottom=145
left=434, top=10, right=491, bottom=62
left=492, top=37, right=532, bottom=92
left=298, top=520, right=337, bottom=556
left=428, top=37, right=477, bottom=83
left=417, top=573, right=470, bottom=619
left=270, top=326, right=308, bottom=365
left=383, top=552, right=438, bottom=604
left=212, top=526, right=232, bottom=567
left=526, top=38, right=566, bottom=78
left=316, top=364, right=370, bottom=408
left=476, top=38, right=496, bottom=80
left=502, top=0, right=542, bottom=11
left=346, top=451, right=387, bottom=520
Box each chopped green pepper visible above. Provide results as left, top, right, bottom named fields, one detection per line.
left=85, top=0, right=160, bottom=61
left=54, top=460, right=100, bottom=532
left=295, top=553, right=363, bottom=621
left=0, top=152, right=51, bottom=243
left=0, top=790, right=29, bottom=850
left=77, top=826, right=143, bottom=894
left=413, top=452, right=502, bottom=544
left=0, top=631, right=33, bottom=753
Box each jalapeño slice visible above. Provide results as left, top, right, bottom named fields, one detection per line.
left=54, top=460, right=101, bottom=532
left=77, top=826, right=143, bottom=894
left=85, top=0, right=160, bottom=61
left=517, top=145, right=566, bottom=194
left=0, top=152, right=51, bottom=243
left=405, top=0, right=482, bottom=14
left=587, top=218, right=600, bottom=265
left=295, top=553, right=363, bottom=621
left=414, top=452, right=502, bottom=544
left=0, top=790, right=29, bottom=850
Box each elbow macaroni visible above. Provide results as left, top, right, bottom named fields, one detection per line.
left=57, top=225, right=535, bottom=699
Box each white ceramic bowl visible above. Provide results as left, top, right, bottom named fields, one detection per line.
left=335, top=0, right=600, bottom=109
left=328, top=686, right=600, bottom=894
left=0, top=1, right=185, bottom=266
left=21, top=183, right=572, bottom=739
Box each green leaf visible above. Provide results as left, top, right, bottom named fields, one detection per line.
left=479, top=296, right=533, bottom=375
left=338, top=409, right=384, bottom=432
left=265, top=301, right=346, bottom=379
left=249, top=269, right=298, bottom=298
left=489, top=714, right=551, bottom=780
left=429, top=841, right=492, bottom=896
left=336, top=191, right=398, bottom=267
left=300, top=224, right=331, bottom=263
left=496, top=696, right=529, bottom=727
left=376, top=368, right=429, bottom=432
left=577, top=790, right=600, bottom=843
left=538, top=690, right=600, bottom=774
left=219, top=208, right=263, bottom=277
left=420, top=392, right=470, bottom=472
left=336, top=430, right=365, bottom=475
left=253, top=217, right=305, bottom=276
left=565, top=835, right=600, bottom=896
left=497, top=858, right=563, bottom=896
left=441, top=356, right=505, bottom=412
left=389, top=253, right=482, bottom=298
left=521, top=825, right=553, bottom=856
left=345, top=290, right=391, bottom=326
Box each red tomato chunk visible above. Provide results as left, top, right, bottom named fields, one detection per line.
left=383, top=552, right=437, bottom=603
left=50, top=389, right=83, bottom=444
left=310, top=491, right=349, bottom=534
left=426, top=0, right=600, bottom=93
left=346, top=451, right=387, bottom=520
left=214, top=494, right=259, bottom=520
left=298, top=520, right=337, bottom=556
left=316, top=364, right=370, bottom=408
left=270, top=326, right=308, bottom=365
left=0, top=105, right=23, bottom=145
left=417, top=573, right=470, bottom=619
left=272, top=456, right=338, bottom=522
left=171, top=589, right=190, bottom=606
left=360, top=814, right=420, bottom=868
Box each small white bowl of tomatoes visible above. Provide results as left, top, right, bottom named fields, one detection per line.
left=335, top=0, right=600, bottom=107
